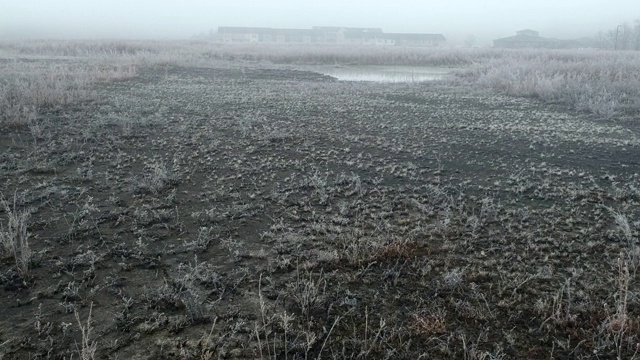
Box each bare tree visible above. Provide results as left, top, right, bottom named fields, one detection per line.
left=634, top=19, right=640, bottom=51
left=619, top=22, right=633, bottom=50
left=594, top=19, right=640, bottom=50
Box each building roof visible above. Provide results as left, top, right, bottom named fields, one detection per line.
left=270, top=29, right=318, bottom=36
left=314, top=26, right=383, bottom=33
left=494, top=33, right=584, bottom=49
left=517, top=29, right=539, bottom=35
left=494, top=29, right=554, bottom=44
left=343, top=29, right=383, bottom=39
left=385, top=33, right=446, bottom=41
left=343, top=30, right=445, bottom=41
left=347, top=27, right=383, bottom=33
left=218, top=26, right=445, bottom=44
left=218, top=27, right=319, bottom=37
left=494, top=35, right=551, bottom=43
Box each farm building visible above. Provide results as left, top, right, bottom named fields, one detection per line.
left=342, top=29, right=388, bottom=46
left=217, top=26, right=445, bottom=47
left=217, top=27, right=270, bottom=43
left=314, top=26, right=383, bottom=43
left=493, top=29, right=581, bottom=49
left=269, top=29, right=317, bottom=44
left=218, top=27, right=317, bottom=44
left=386, top=33, right=447, bottom=47
left=342, top=31, right=446, bottom=47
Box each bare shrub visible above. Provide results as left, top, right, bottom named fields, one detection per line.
left=133, top=161, right=179, bottom=195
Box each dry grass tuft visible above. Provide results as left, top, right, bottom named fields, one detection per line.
left=74, top=302, right=97, bottom=360
left=0, top=194, right=31, bottom=277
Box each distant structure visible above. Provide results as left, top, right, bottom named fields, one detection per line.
left=343, top=30, right=446, bottom=47
left=314, top=26, right=383, bottom=44
left=217, top=27, right=317, bottom=44
left=216, top=26, right=446, bottom=47
left=493, top=29, right=581, bottom=49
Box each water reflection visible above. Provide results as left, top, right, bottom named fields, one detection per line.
left=308, top=65, right=450, bottom=83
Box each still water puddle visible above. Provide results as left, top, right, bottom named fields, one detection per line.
left=306, top=65, right=451, bottom=83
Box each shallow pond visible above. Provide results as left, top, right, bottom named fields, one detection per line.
left=304, top=65, right=452, bottom=83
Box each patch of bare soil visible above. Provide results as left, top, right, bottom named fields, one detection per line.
left=1, top=63, right=639, bottom=359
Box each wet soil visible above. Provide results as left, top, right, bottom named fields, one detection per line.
left=1, top=63, right=639, bottom=359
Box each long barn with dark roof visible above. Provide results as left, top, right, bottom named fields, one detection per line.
left=217, top=26, right=445, bottom=47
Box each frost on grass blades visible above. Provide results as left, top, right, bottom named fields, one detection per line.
left=0, top=39, right=640, bottom=359
left=2, top=41, right=639, bottom=120
left=462, top=49, right=640, bottom=119
left=0, top=59, right=136, bottom=126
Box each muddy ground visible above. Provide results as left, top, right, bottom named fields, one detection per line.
left=1, top=62, right=640, bottom=359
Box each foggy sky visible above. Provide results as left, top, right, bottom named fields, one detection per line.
left=1, top=0, right=637, bottom=45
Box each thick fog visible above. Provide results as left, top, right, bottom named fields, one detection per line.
left=1, top=0, right=637, bottom=45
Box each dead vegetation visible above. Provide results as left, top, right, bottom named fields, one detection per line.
left=0, top=41, right=639, bottom=359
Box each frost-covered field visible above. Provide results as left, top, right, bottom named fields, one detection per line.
left=1, top=41, right=640, bottom=359
left=2, top=41, right=639, bottom=123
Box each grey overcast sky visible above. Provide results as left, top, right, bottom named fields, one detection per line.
left=1, top=0, right=637, bottom=44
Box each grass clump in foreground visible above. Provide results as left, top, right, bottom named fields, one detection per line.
left=0, top=195, right=32, bottom=278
